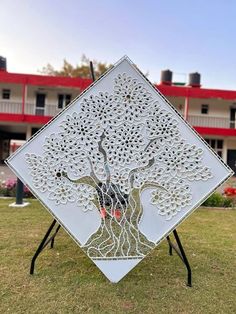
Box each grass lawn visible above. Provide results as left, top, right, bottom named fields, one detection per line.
left=0, top=199, right=235, bottom=314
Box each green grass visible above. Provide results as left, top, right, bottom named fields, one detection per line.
left=0, top=199, right=235, bottom=314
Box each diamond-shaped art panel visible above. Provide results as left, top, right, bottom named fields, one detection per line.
left=6, top=57, right=233, bottom=283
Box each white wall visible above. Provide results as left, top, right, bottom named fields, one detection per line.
left=187, top=98, right=232, bottom=118
left=26, top=86, right=80, bottom=105
left=166, top=96, right=185, bottom=115
left=166, top=95, right=233, bottom=118
left=0, top=83, right=23, bottom=103
left=0, top=83, right=80, bottom=105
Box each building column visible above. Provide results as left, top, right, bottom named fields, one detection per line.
left=223, top=138, right=228, bottom=163
left=21, top=83, right=27, bottom=115
left=184, top=95, right=189, bottom=121
left=26, top=125, right=31, bottom=140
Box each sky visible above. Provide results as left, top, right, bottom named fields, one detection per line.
left=1, top=0, right=236, bottom=89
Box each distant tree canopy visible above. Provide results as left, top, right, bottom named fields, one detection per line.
left=40, top=54, right=112, bottom=79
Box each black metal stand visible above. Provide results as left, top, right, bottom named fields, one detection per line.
left=166, top=229, right=192, bottom=287
left=30, top=219, right=61, bottom=275
left=30, top=220, right=192, bottom=287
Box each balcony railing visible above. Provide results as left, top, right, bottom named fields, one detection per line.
left=0, top=101, right=60, bottom=117
left=0, top=101, right=234, bottom=129
left=188, top=115, right=230, bottom=129
left=0, top=101, right=22, bottom=114
left=24, top=103, right=59, bottom=116
left=45, top=104, right=60, bottom=116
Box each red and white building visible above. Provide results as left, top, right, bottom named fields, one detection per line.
left=1, top=57, right=236, bottom=173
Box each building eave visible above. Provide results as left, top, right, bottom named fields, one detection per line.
left=195, top=126, right=236, bottom=137
left=0, top=71, right=92, bottom=89
left=0, top=113, right=51, bottom=125
left=156, top=84, right=236, bottom=101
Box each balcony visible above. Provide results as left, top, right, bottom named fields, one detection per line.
left=0, top=101, right=234, bottom=131
left=0, top=101, right=59, bottom=117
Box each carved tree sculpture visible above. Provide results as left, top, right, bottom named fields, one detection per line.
left=25, top=73, right=212, bottom=259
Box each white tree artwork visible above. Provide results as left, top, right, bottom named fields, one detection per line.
left=6, top=57, right=233, bottom=283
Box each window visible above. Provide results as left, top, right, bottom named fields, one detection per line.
left=201, top=104, right=209, bottom=114
left=35, top=93, right=46, bottom=116
left=65, top=94, right=71, bottom=106
left=58, top=94, right=64, bottom=109
left=205, top=139, right=223, bottom=157
left=230, top=107, right=236, bottom=129
left=31, top=127, right=41, bottom=136
left=58, top=94, right=71, bottom=109
left=2, top=89, right=10, bottom=99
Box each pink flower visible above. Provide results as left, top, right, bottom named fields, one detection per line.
left=5, top=179, right=17, bottom=190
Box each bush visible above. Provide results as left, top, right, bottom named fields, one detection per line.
left=202, top=192, right=233, bottom=208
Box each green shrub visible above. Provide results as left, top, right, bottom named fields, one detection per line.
left=202, top=192, right=233, bottom=207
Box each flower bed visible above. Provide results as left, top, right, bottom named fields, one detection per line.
left=0, top=178, right=33, bottom=198
left=224, top=187, right=236, bottom=196
left=202, top=187, right=236, bottom=208
left=0, top=173, right=234, bottom=206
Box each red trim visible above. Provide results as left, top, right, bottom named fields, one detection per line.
left=157, top=84, right=236, bottom=100
left=194, top=126, right=236, bottom=136
left=0, top=71, right=92, bottom=89
left=0, top=113, right=51, bottom=124
left=1, top=113, right=236, bottom=137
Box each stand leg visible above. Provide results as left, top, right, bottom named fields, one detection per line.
left=30, top=219, right=60, bottom=275
left=173, top=230, right=192, bottom=287
left=166, top=235, right=173, bottom=256
left=166, top=229, right=192, bottom=287
left=50, top=225, right=61, bottom=249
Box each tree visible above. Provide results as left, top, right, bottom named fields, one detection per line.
left=40, top=54, right=112, bottom=78
left=26, top=72, right=212, bottom=260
